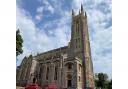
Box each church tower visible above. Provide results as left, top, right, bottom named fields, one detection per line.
left=69, top=4, right=95, bottom=89
left=16, top=4, right=95, bottom=89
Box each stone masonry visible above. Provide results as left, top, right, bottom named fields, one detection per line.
left=16, top=5, right=95, bottom=89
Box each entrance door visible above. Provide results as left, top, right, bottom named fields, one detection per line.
left=67, top=80, right=72, bottom=87
left=33, top=77, right=36, bottom=83
left=67, top=74, right=72, bottom=87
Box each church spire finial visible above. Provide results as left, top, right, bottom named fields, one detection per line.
left=85, top=11, right=87, bottom=16
left=81, top=4, right=83, bottom=12
left=81, top=3, right=84, bottom=16
left=72, top=9, right=74, bottom=16
left=79, top=9, right=80, bottom=15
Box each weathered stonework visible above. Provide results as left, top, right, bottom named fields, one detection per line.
left=16, top=5, right=95, bottom=89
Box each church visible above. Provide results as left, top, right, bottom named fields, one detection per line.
left=16, top=5, right=95, bottom=89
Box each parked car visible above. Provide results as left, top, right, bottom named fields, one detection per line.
left=45, top=84, right=58, bottom=89
left=25, top=84, right=42, bottom=89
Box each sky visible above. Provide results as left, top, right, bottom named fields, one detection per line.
left=16, top=0, right=112, bottom=79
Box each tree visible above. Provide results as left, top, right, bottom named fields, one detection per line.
left=16, top=29, right=23, bottom=56
left=95, top=73, right=108, bottom=89
left=106, top=80, right=112, bottom=89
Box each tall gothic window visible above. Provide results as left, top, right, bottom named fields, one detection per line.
left=40, top=66, right=43, bottom=80
left=77, top=22, right=79, bottom=32
left=46, top=67, right=49, bottom=80
left=68, top=64, right=72, bottom=70
left=76, top=39, right=77, bottom=48
left=76, top=23, right=78, bottom=35
left=54, top=66, right=57, bottom=80
left=78, top=38, right=80, bottom=48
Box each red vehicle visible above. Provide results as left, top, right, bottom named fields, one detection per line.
left=45, top=85, right=58, bottom=89
left=25, top=84, right=42, bottom=89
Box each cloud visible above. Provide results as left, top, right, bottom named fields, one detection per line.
left=16, top=4, right=70, bottom=65
left=35, top=0, right=55, bottom=21
left=47, top=5, right=54, bottom=14
left=35, top=6, right=43, bottom=21
left=37, top=0, right=54, bottom=14
left=17, top=6, right=51, bottom=63
left=71, top=0, right=112, bottom=78
left=93, top=58, right=112, bottom=78
left=35, top=14, right=43, bottom=21
left=37, top=6, right=43, bottom=13
left=17, top=0, right=112, bottom=78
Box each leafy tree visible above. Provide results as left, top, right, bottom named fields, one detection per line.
left=16, top=29, right=23, bottom=56
left=95, top=73, right=109, bottom=89
left=106, top=80, right=112, bottom=89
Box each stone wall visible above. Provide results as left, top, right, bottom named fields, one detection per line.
left=16, top=6, right=95, bottom=89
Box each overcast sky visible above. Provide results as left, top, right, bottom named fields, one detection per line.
left=16, top=0, right=112, bottom=79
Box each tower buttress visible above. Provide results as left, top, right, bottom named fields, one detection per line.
left=69, top=5, right=95, bottom=89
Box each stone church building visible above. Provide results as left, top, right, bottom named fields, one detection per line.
left=16, top=5, right=95, bottom=89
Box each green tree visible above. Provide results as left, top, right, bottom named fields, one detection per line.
left=95, top=73, right=108, bottom=89
left=16, top=29, right=23, bottom=56
left=106, top=80, right=112, bottom=89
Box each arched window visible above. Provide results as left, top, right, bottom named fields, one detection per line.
left=46, top=67, right=49, bottom=80
left=68, top=63, right=73, bottom=70
left=65, top=63, right=73, bottom=71
left=54, top=66, right=57, bottom=80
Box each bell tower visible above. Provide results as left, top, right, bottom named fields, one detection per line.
left=69, top=4, right=95, bottom=89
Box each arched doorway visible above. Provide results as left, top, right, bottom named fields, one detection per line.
left=64, top=62, right=74, bottom=88
left=33, top=77, right=36, bottom=83
left=67, top=74, right=72, bottom=87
